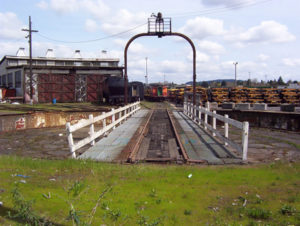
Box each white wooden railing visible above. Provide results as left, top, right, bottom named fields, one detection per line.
left=184, top=101, right=249, bottom=161
left=66, top=101, right=141, bottom=158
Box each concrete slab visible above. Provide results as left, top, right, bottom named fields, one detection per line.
left=78, top=109, right=149, bottom=161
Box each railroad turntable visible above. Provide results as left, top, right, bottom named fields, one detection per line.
left=75, top=102, right=245, bottom=165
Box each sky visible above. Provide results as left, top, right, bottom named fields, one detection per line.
left=1, top=0, right=300, bottom=84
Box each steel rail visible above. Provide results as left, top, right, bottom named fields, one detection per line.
left=127, top=110, right=154, bottom=162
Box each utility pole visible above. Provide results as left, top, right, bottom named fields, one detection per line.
left=233, top=62, right=238, bottom=87
left=249, top=72, right=251, bottom=87
left=22, top=16, right=38, bottom=100
left=145, top=57, right=148, bottom=86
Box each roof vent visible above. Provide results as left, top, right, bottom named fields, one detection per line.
left=74, top=50, right=82, bottom=58
left=100, top=50, right=108, bottom=58
left=45, top=49, right=55, bottom=58
left=16, top=47, right=26, bottom=57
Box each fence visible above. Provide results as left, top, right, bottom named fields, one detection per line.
left=66, top=101, right=141, bottom=158
left=184, top=101, right=249, bottom=161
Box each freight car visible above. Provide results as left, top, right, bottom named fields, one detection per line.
left=144, top=84, right=168, bottom=101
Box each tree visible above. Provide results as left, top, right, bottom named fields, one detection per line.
left=201, top=81, right=209, bottom=88
left=221, top=80, right=227, bottom=87
left=277, top=76, right=285, bottom=85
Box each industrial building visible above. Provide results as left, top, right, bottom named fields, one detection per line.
left=0, top=48, right=123, bottom=103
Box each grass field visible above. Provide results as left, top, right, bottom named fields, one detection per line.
left=0, top=156, right=299, bottom=225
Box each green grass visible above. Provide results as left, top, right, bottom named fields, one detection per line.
left=0, top=156, right=299, bottom=225
left=0, top=102, right=111, bottom=114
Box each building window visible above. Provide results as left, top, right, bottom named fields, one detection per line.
left=8, top=60, right=18, bottom=66
left=65, top=61, right=74, bottom=66
left=47, top=61, right=55, bottom=66
left=37, top=61, right=46, bottom=65
left=92, top=62, right=100, bottom=66
left=75, top=62, right=82, bottom=66
left=2, top=74, right=7, bottom=87
left=15, top=71, right=22, bottom=88
left=8, top=73, right=13, bottom=88
left=55, top=61, right=64, bottom=66
left=82, top=62, right=91, bottom=66
left=0, top=75, right=2, bottom=86
left=100, top=62, right=109, bottom=67
left=18, top=60, right=28, bottom=65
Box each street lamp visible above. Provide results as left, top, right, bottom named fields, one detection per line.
left=233, top=62, right=238, bottom=87
left=145, top=57, right=148, bottom=86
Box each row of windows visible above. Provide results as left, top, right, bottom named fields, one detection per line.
left=7, top=59, right=118, bottom=67
left=0, top=71, right=22, bottom=88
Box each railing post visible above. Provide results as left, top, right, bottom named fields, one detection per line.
left=204, top=108, right=208, bottom=130
left=187, top=102, right=189, bottom=115
left=66, top=122, right=76, bottom=158
left=242, top=121, right=249, bottom=161
left=102, top=112, right=106, bottom=130
left=112, top=108, right=115, bottom=130
left=198, top=106, right=202, bottom=126
left=212, top=110, right=216, bottom=137
left=89, top=114, right=95, bottom=146
left=193, top=105, right=197, bottom=122
left=119, top=109, right=122, bottom=125
left=224, top=114, right=229, bottom=146
left=205, top=101, right=210, bottom=111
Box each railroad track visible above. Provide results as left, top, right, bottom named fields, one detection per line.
left=128, top=108, right=185, bottom=163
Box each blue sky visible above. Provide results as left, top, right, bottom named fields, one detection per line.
left=1, top=0, right=299, bottom=84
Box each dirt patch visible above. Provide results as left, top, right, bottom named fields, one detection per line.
left=227, top=127, right=300, bottom=163
left=0, top=127, right=91, bottom=159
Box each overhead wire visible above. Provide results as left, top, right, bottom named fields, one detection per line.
left=37, top=22, right=147, bottom=44
left=170, top=0, right=273, bottom=18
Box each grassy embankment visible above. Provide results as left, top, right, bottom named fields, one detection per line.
left=0, top=102, right=111, bottom=114
left=0, top=155, right=299, bottom=225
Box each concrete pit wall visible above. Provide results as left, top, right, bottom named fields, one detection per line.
left=0, top=112, right=106, bottom=133
left=216, top=110, right=300, bottom=131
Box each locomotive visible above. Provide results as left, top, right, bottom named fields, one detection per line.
left=103, top=76, right=144, bottom=104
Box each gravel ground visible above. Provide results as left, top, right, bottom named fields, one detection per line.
left=0, top=124, right=299, bottom=163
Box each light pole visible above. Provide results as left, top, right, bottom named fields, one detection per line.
left=233, top=62, right=238, bottom=87
left=145, top=57, right=148, bottom=86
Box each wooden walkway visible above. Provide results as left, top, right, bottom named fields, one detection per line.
left=78, top=109, right=149, bottom=161
left=173, top=111, right=241, bottom=164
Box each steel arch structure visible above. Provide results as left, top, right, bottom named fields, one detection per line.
left=124, top=32, right=196, bottom=105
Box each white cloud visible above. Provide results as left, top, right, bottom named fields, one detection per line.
left=201, top=0, right=255, bottom=7
left=179, top=17, right=225, bottom=40
left=113, top=38, right=127, bottom=47
left=0, top=12, right=25, bottom=39
left=0, top=42, right=27, bottom=58
left=36, top=0, right=48, bottom=9
left=198, top=40, right=225, bottom=55
left=160, top=60, right=188, bottom=74
left=282, top=58, right=300, bottom=67
left=49, top=0, right=79, bottom=14
left=258, top=54, right=269, bottom=61
left=226, top=21, right=295, bottom=44
left=84, top=19, right=98, bottom=32
left=101, top=9, right=147, bottom=35
left=81, top=0, right=110, bottom=19
left=187, top=50, right=210, bottom=63
left=37, top=0, right=109, bottom=18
